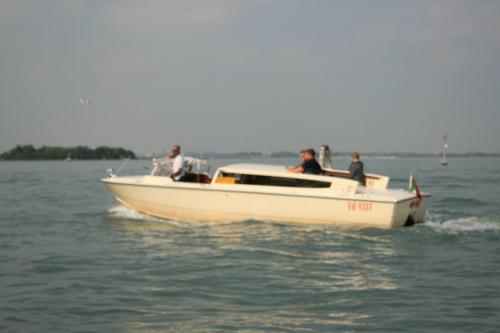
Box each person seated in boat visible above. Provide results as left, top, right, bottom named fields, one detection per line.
left=348, top=152, right=366, bottom=184
left=287, top=148, right=322, bottom=175
left=167, top=145, right=186, bottom=181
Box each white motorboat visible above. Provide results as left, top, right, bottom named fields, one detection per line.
left=102, top=148, right=429, bottom=228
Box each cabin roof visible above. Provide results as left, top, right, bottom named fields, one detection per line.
left=221, top=163, right=286, bottom=173
left=218, top=163, right=333, bottom=182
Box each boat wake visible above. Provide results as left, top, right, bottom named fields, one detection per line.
left=107, top=205, right=166, bottom=223
left=107, top=206, right=500, bottom=234
left=423, top=213, right=500, bottom=233
left=106, top=205, right=242, bottom=227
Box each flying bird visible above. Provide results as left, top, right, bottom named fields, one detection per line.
left=79, top=98, right=92, bottom=106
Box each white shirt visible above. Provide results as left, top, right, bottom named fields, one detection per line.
left=172, top=154, right=185, bottom=180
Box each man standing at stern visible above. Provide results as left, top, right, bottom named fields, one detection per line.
left=348, top=152, right=365, bottom=185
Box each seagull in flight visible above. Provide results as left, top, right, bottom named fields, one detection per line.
left=79, top=98, right=92, bottom=106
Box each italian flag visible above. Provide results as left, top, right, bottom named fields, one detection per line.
left=409, top=175, right=422, bottom=200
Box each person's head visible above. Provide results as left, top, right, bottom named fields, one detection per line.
left=351, top=152, right=360, bottom=162
left=170, top=145, right=181, bottom=157
left=299, top=150, right=306, bottom=161
left=302, top=148, right=316, bottom=161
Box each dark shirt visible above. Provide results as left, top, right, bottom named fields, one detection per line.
left=348, top=160, right=365, bottom=184
left=302, top=158, right=322, bottom=175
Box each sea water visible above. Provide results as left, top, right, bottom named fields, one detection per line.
left=1, top=157, right=499, bottom=332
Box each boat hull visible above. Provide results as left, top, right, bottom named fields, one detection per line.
left=103, top=179, right=429, bottom=228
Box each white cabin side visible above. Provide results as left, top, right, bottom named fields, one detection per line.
left=212, top=164, right=361, bottom=195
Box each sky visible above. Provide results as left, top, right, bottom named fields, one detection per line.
left=1, top=0, right=499, bottom=154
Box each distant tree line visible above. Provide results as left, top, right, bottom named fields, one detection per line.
left=0, top=145, right=136, bottom=160
left=188, top=152, right=264, bottom=159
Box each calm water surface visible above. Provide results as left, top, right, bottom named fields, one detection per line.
left=1, top=157, right=499, bottom=332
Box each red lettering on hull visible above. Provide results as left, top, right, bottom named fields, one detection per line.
left=347, top=201, right=373, bottom=212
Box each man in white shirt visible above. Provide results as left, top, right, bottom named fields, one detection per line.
left=168, top=145, right=185, bottom=181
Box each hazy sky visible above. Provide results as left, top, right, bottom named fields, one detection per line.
left=1, top=0, right=499, bottom=154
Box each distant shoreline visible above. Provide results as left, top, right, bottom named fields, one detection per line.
left=0, top=145, right=136, bottom=161
left=2, top=145, right=499, bottom=161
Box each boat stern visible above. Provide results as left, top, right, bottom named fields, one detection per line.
left=391, top=194, right=430, bottom=227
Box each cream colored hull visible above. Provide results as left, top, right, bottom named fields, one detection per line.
left=103, top=178, right=429, bottom=228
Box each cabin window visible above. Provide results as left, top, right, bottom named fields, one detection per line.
left=218, top=173, right=330, bottom=188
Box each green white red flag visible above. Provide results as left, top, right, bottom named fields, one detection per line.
left=408, top=175, right=422, bottom=200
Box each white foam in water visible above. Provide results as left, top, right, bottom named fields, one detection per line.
left=107, top=205, right=241, bottom=227
left=108, top=205, right=166, bottom=223
left=424, top=216, right=500, bottom=233
left=108, top=206, right=500, bottom=233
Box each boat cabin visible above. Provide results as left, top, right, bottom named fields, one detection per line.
left=212, top=164, right=362, bottom=195
left=150, top=159, right=389, bottom=195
